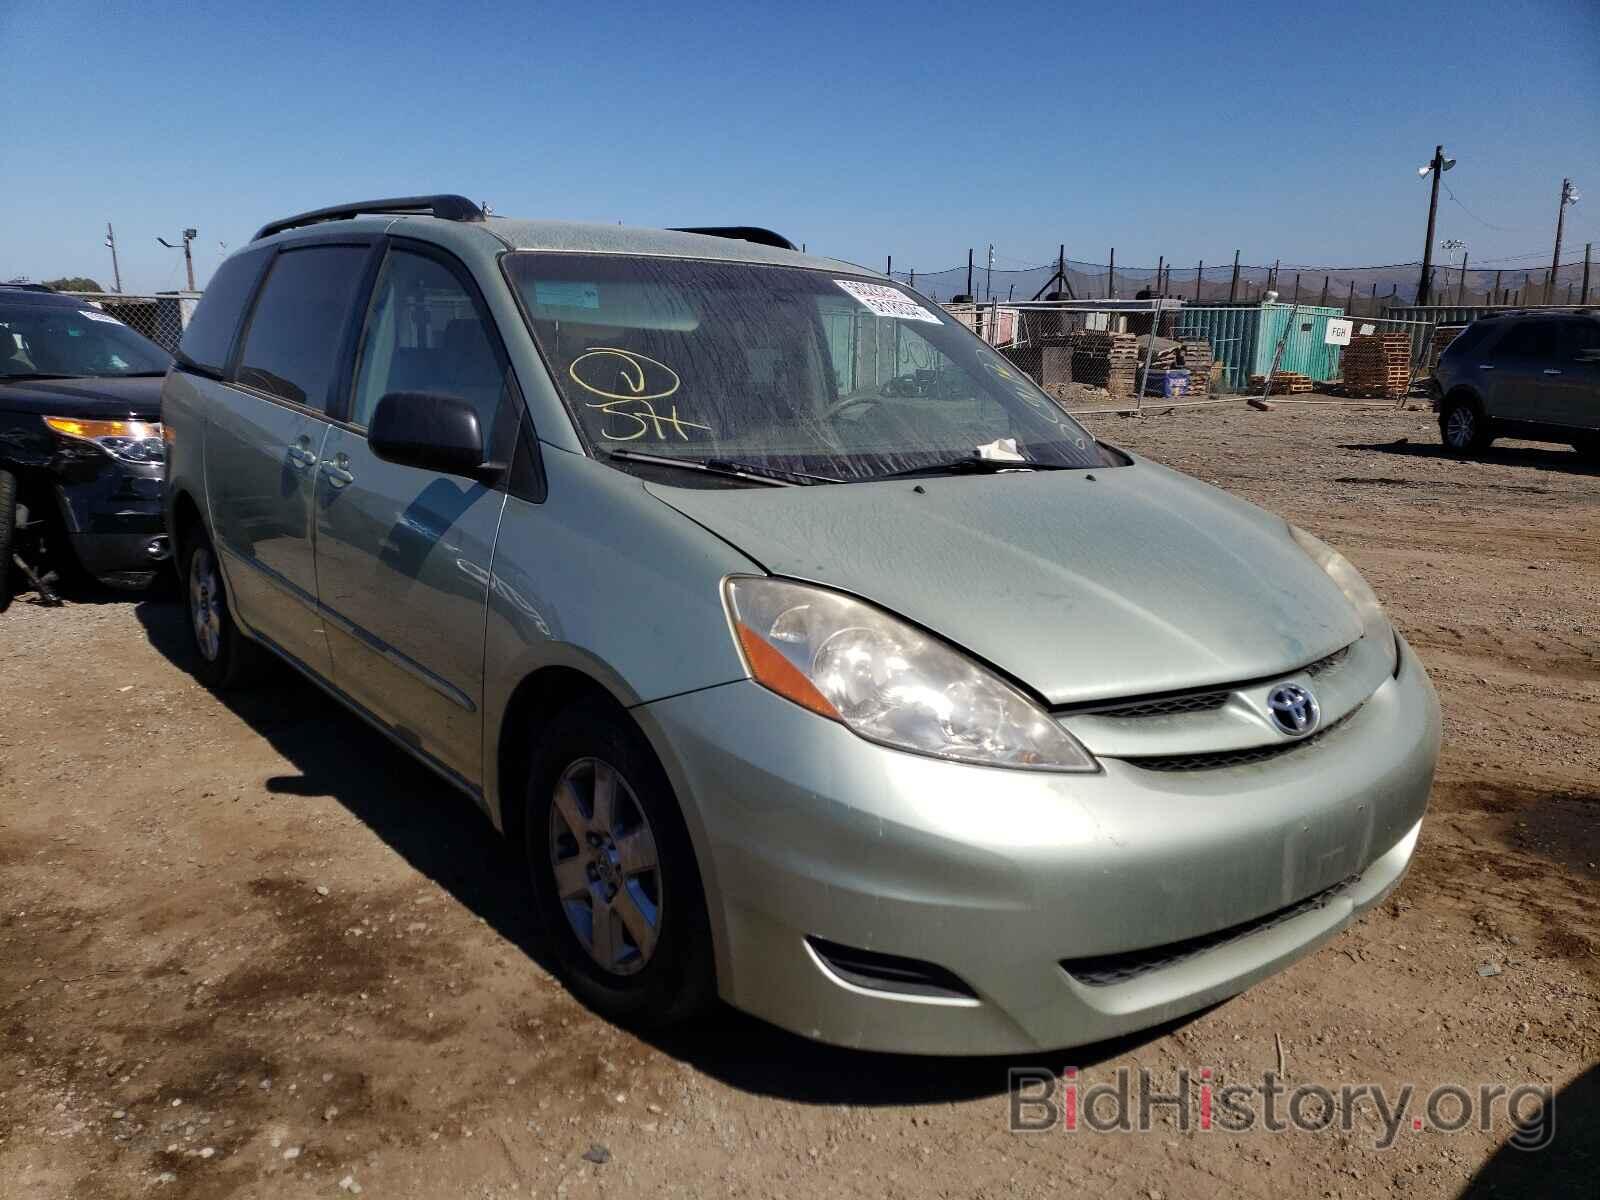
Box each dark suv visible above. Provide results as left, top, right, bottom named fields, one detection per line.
left=1432, top=310, right=1600, bottom=458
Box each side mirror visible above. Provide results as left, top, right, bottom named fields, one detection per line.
left=368, top=391, right=493, bottom=481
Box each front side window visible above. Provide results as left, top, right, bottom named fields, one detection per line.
left=504, top=254, right=1101, bottom=481
left=350, top=249, right=506, bottom=434
left=0, top=301, right=170, bottom=379
left=235, top=245, right=370, bottom=410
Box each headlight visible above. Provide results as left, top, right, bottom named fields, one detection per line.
left=724, top=576, right=1097, bottom=772
left=1289, top=525, right=1397, bottom=672
left=44, top=416, right=165, bottom=464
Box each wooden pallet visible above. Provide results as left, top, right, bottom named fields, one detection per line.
left=1342, top=332, right=1413, bottom=398
left=1248, top=372, right=1313, bottom=395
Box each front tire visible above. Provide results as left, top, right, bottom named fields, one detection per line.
left=0, top=469, right=16, bottom=613
left=524, top=699, right=714, bottom=1027
left=182, top=526, right=265, bottom=689
left=1440, top=397, right=1491, bottom=454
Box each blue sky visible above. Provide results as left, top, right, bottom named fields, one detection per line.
left=2, top=0, right=1596, bottom=292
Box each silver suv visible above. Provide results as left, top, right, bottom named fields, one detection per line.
left=163, top=196, right=1439, bottom=1054
left=1433, top=310, right=1600, bottom=457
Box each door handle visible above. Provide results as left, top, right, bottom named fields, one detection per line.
left=1477, top=364, right=1494, bottom=370
left=320, top=459, right=355, bottom=488
left=286, top=445, right=317, bottom=467
left=1542, top=368, right=1562, bottom=376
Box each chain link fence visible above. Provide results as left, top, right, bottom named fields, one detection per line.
left=971, top=298, right=1440, bottom=413
left=62, top=292, right=195, bottom=354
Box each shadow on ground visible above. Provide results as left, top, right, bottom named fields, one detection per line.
left=1342, top=438, right=1599, bottom=476
left=133, top=597, right=1189, bottom=1106
left=1459, top=1063, right=1598, bottom=1199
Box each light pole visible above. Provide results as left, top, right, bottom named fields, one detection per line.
left=1442, top=239, right=1468, bottom=305
left=104, top=222, right=122, bottom=293
left=158, top=228, right=198, bottom=291
left=1547, top=178, right=1579, bottom=303
left=1415, top=146, right=1455, bottom=305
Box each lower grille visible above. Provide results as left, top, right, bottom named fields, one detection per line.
left=1061, top=876, right=1359, bottom=987
left=807, top=937, right=977, bottom=1000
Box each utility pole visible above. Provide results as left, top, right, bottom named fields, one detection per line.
left=1194, top=260, right=1203, bottom=303
left=1583, top=243, right=1592, bottom=304
left=1548, top=178, right=1577, bottom=303
left=1108, top=247, right=1116, bottom=298
left=104, top=222, right=122, bottom=293
left=1154, top=255, right=1164, bottom=297
left=1319, top=275, right=1329, bottom=307
left=965, top=248, right=974, bottom=301
left=1228, top=250, right=1241, bottom=303
left=158, top=228, right=198, bottom=291
left=985, top=244, right=994, bottom=302
left=1415, top=145, right=1452, bottom=305
left=1292, top=272, right=1301, bottom=303
left=885, top=255, right=892, bottom=277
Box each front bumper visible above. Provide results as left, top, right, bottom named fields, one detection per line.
left=637, top=636, right=1441, bottom=1055
left=53, top=457, right=168, bottom=580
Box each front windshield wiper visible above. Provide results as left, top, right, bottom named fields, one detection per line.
left=606, top=449, right=840, bottom=487
left=871, top=455, right=1078, bottom=481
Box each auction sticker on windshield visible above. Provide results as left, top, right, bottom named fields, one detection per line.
left=834, top=280, right=941, bottom=323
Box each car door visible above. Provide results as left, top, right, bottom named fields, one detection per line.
left=205, top=241, right=376, bottom=676
left=313, top=242, right=512, bottom=787
left=1543, top=319, right=1600, bottom=434
left=1481, top=319, right=1562, bottom=425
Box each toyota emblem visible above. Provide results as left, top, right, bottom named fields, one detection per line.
left=1266, top=683, right=1321, bottom=736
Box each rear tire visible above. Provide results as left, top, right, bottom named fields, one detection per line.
left=1439, top=397, right=1491, bottom=454
left=181, top=525, right=266, bottom=689
left=0, top=469, right=15, bottom=614
left=524, top=699, right=714, bottom=1028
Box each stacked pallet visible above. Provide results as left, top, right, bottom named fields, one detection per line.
left=1178, top=338, right=1213, bottom=398
left=1068, top=330, right=1139, bottom=398
left=1427, top=326, right=1466, bottom=372
left=1248, top=372, right=1313, bottom=394
left=1342, top=332, right=1412, bottom=398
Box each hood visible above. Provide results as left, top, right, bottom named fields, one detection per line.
left=0, top=374, right=165, bottom=420
left=647, top=457, right=1362, bottom=705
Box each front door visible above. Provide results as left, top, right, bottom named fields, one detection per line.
left=314, top=244, right=512, bottom=786
left=206, top=242, right=374, bottom=675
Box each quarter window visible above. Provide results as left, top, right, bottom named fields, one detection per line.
left=235, top=245, right=371, bottom=410
left=178, top=247, right=269, bottom=375
left=349, top=249, right=506, bottom=434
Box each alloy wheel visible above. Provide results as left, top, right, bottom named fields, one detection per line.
left=189, top=546, right=222, bottom=662
left=548, top=757, right=662, bottom=975
left=1445, top=406, right=1475, bottom=449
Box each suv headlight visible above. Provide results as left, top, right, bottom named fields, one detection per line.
left=1289, top=525, right=1398, bottom=673
left=45, top=416, right=165, bottom=464
left=724, top=576, right=1097, bottom=772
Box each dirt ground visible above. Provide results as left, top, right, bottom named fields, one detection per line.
left=1, top=403, right=1595, bottom=1199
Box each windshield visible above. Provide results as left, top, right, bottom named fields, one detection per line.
left=0, top=302, right=171, bottom=379
left=505, top=254, right=1101, bottom=480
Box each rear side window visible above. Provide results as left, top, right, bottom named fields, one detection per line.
left=1493, top=321, right=1558, bottom=359
left=236, top=246, right=370, bottom=410
left=177, top=248, right=269, bottom=375
left=1440, top=321, right=1494, bottom=360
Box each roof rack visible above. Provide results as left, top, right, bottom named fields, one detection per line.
left=253, top=194, right=487, bottom=241
left=669, top=226, right=798, bottom=252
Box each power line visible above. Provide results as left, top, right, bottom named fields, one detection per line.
left=1440, top=182, right=1527, bottom=233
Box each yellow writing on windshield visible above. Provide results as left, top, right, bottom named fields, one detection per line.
left=569, top=347, right=681, bottom=402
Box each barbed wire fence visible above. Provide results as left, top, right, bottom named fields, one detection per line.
left=884, top=250, right=1596, bottom=313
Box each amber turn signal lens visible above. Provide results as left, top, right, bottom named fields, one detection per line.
left=734, top=622, right=840, bottom=721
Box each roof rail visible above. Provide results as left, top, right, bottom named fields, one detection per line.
left=253, top=195, right=487, bottom=241
left=669, top=226, right=798, bottom=252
